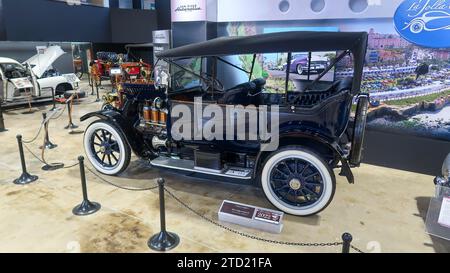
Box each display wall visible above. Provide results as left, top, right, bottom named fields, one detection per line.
left=171, top=0, right=450, bottom=175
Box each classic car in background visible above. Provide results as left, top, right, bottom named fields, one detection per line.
left=110, top=61, right=152, bottom=85
left=284, top=53, right=329, bottom=75
left=102, top=61, right=153, bottom=110
left=81, top=31, right=369, bottom=216
left=0, top=46, right=79, bottom=103
left=89, top=52, right=127, bottom=84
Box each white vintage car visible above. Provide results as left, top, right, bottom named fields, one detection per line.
left=0, top=45, right=79, bottom=103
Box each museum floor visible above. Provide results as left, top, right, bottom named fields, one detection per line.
left=0, top=82, right=449, bottom=253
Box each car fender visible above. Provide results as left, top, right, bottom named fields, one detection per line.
left=80, top=110, right=150, bottom=159
left=255, top=131, right=354, bottom=184
left=37, top=76, right=73, bottom=90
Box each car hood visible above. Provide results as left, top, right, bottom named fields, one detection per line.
left=23, top=46, right=66, bottom=78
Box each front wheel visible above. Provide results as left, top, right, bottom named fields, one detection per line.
left=84, top=120, right=131, bottom=175
left=259, top=147, right=336, bottom=216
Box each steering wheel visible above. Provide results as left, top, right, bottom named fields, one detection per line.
left=201, top=72, right=225, bottom=93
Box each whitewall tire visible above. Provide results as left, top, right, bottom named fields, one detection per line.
left=83, top=120, right=131, bottom=175
left=260, top=147, right=336, bottom=216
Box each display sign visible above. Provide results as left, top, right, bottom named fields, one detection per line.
left=9, top=78, right=34, bottom=89
left=171, top=0, right=206, bottom=22
left=394, top=0, right=450, bottom=48
left=218, top=200, right=284, bottom=234
left=438, top=196, right=450, bottom=228
left=153, top=30, right=172, bottom=86
left=109, top=68, right=122, bottom=75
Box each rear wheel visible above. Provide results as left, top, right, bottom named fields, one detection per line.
left=84, top=120, right=131, bottom=175
left=259, top=146, right=336, bottom=216
left=296, top=64, right=304, bottom=75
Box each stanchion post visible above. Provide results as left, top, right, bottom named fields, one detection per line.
left=40, top=113, right=57, bottom=150
left=64, top=98, right=78, bottom=130
left=89, top=72, right=95, bottom=95
left=50, top=87, right=57, bottom=111
left=72, top=156, right=101, bottom=216
left=0, top=100, right=7, bottom=132
left=148, top=178, right=180, bottom=251
left=341, top=233, right=353, bottom=253
left=95, top=79, right=100, bottom=102
left=13, top=135, right=38, bottom=185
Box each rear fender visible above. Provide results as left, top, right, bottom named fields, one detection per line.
left=255, top=132, right=354, bottom=184
left=81, top=110, right=149, bottom=158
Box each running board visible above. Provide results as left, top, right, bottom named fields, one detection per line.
left=150, top=156, right=253, bottom=180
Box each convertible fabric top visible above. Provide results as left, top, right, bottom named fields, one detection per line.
left=157, top=31, right=368, bottom=95
left=156, top=31, right=367, bottom=58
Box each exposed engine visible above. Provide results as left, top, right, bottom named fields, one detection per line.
left=136, top=96, right=169, bottom=155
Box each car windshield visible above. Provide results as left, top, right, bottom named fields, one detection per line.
left=170, top=58, right=203, bottom=92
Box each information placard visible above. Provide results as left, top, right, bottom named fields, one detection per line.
left=218, top=200, right=284, bottom=234
left=425, top=186, right=450, bottom=241
left=438, top=197, right=450, bottom=228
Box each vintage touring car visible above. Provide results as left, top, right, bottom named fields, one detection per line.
left=81, top=31, right=369, bottom=216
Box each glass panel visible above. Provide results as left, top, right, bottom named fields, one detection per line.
left=170, top=58, right=202, bottom=92
left=218, top=53, right=290, bottom=94
left=260, top=52, right=289, bottom=93
left=288, top=51, right=336, bottom=92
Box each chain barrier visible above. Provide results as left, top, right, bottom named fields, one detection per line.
left=22, top=142, right=79, bottom=169
left=22, top=106, right=65, bottom=144
left=85, top=166, right=159, bottom=191
left=22, top=121, right=45, bottom=144
left=350, top=245, right=365, bottom=253
left=50, top=106, right=66, bottom=120
left=78, top=164, right=367, bottom=252
left=163, top=187, right=350, bottom=250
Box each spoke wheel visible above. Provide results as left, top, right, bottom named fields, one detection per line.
left=260, top=146, right=336, bottom=216
left=84, top=121, right=131, bottom=175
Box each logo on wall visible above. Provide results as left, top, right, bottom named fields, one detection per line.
left=394, top=0, right=450, bottom=48
left=171, top=0, right=206, bottom=22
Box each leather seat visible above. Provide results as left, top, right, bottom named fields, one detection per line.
left=217, top=81, right=257, bottom=105
left=251, top=78, right=266, bottom=95
left=291, top=77, right=353, bottom=107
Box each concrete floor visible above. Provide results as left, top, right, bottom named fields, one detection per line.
left=0, top=81, right=449, bottom=253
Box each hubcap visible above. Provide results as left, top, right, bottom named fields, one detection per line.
left=289, top=178, right=301, bottom=190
